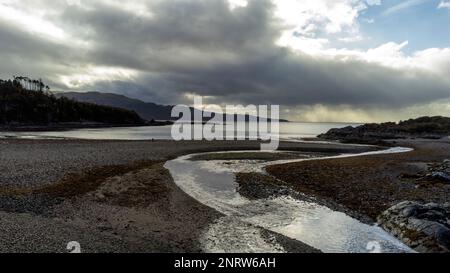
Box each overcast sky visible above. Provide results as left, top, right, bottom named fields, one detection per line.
left=1, top=0, right=450, bottom=122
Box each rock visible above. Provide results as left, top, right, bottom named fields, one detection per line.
left=94, top=192, right=106, bottom=200
left=403, top=159, right=450, bottom=184
left=378, top=201, right=450, bottom=253
left=430, top=171, right=450, bottom=182
left=401, top=204, right=420, bottom=217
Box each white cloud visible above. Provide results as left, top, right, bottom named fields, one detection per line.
left=59, top=66, right=139, bottom=89
left=273, top=0, right=377, bottom=55
left=382, top=0, right=427, bottom=16
left=270, top=0, right=450, bottom=78
left=338, top=35, right=364, bottom=43
left=366, top=0, right=381, bottom=5
left=0, top=2, right=66, bottom=41
left=349, top=43, right=450, bottom=76
left=228, top=0, right=248, bottom=10
left=277, top=35, right=330, bottom=55
left=101, top=0, right=154, bottom=18
left=274, top=0, right=365, bottom=35
left=290, top=99, right=450, bottom=123
left=438, top=1, right=450, bottom=9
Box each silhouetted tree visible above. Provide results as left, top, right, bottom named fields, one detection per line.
left=0, top=77, right=145, bottom=126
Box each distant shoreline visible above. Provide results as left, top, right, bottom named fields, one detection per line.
left=0, top=121, right=173, bottom=132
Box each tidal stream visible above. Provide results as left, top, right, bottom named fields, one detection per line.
left=165, top=148, right=415, bottom=253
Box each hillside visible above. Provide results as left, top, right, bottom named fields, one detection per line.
left=56, top=92, right=174, bottom=121
left=319, top=116, right=450, bottom=142
left=57, top=91, right=290, bottom=123
left=0, top=78, right=145, bottom=129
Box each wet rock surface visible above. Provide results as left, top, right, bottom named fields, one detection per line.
left=427, top=160, right=450, bottom=183
left=378, top=201, right=450, bottom=253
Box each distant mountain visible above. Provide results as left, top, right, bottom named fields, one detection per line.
left=56, top=91, right=290, bottom=123
left=56, top=92, right=174, bottom=121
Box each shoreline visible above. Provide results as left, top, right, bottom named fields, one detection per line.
left=162, top=139, right=449, bottom=252
left=0, top=139, right=369, bottom=253
left=266, top=138, right=450, bottom=252
left=1, top=137, right=447, bottom=252
left=267, top=138, right=450, bottom=221
left=0, top=121, right=173, bottom=132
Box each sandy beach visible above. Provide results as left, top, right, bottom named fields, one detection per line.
left=0, top=139, right=375, bottom=253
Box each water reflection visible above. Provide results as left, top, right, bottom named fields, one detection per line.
left=0, top=122, right=358, bottom=141
left=165, top=150, right=414, bottom=253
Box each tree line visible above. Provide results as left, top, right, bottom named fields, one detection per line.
left=12, top=76, right=50, bottom=93
left=0, top=77, right=145, bottom=126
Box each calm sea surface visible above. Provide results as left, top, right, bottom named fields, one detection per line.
left=1, top=122, right=358, bottom=141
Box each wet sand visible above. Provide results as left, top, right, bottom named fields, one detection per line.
left=0, top=139, right=370, bottom=253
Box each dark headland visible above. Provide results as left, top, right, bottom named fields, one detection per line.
left=0, top=77, right=173, bottom=131
left=318, top=116, right=450, bottom=144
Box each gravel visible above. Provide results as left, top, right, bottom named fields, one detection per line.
left=0, top=139, right=376, bottom=187
left=0, top=139, right=376, bottom=253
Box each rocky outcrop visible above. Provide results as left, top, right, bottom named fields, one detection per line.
left=319, top=116, right=450, bottom=143
left=427, top=159, right=450, bottom=183
left=400, top=159, right=450, bottom=184
left=378, top=201, right=450, bottom=253
left=430, top=172, right=450, bottom=182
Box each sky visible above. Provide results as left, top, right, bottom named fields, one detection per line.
left=0, top=0, right=450, bottom=122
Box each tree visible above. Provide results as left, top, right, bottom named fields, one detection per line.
left=39, top=79, right=44, bottom=92
left=0, top=76, right=145, bottom=126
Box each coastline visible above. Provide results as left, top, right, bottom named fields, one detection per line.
left=0, top=139, right=368, bottom=253
left=267, top=138, right=450, bottom=221
left=0, top=121, right=172, bottom=132
left=1, top=137, right=447, bottom=252
left=266, top=138, right=450, bottom=252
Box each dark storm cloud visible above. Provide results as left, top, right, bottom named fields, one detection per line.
left=1, top=0, right=449, bottom=111
left=146, top=50, right=450, bottom=108
left=0, top=23, right=69, bottom=78
left=58, top=0, right=279, bottom=71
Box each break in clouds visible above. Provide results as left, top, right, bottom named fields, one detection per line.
left=1, top=0, right=450, bottom=122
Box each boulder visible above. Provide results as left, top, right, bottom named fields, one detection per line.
left=430, top=172, right=450, bottom=182
left=402, top=159, right=450, bottom=184
left=378, top=201, right=450, bottom=253
left=425, top=159, right=450, bottom=183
